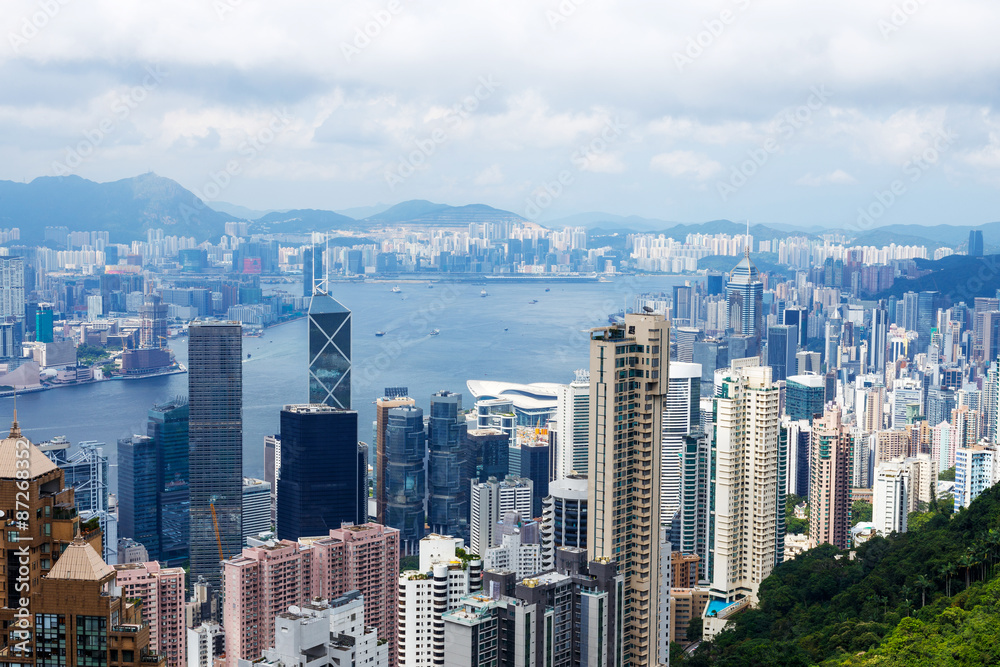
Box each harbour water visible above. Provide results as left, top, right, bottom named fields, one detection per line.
left=3, top=275, right=696, bottom=480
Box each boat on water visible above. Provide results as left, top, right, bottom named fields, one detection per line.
left=545, top=288, right=550, bottom=292
left=427, top=284, right=434, bottom=289
left=529, top=299, right=538, bottom=304
left=429, top=329, right=440, bottom=336
left=480, top=288, right=488, bottom=297
left=391, top=285, right=401, bottom=293
left=247, top=353, right=251, bottom=359
left=375, top=331, right=387, bottom=337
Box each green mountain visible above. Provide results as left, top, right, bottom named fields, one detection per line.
left=253, top=208, right=358, bottom=233
left=0, top=173, right=233, bottom=243
left=681, top=486, right=1000, bottom=666
left=365, top=200, right=525, bottom=226
left=876, top=254, right=1000, bottom=301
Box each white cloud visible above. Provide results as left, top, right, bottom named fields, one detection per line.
left=795, top=169, right=857, bottom=186
left=650, top=151, right=722, bottom=180
left=474, top=164, right=504, bottom=185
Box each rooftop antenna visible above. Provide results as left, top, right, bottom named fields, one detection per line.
left=10, top=387, right=20, bottom=439
left=745, top=219, right=751, bottom=257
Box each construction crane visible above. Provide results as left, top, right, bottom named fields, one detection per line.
left=210, top=503, right=225, bottom=561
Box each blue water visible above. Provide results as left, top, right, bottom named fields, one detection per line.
left=1, top=276, right=694, bottom=481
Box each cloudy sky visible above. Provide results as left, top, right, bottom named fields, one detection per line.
left=2, top=0, right=999, bottom=226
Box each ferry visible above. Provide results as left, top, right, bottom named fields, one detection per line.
left=429, top=329, right=440, bottom=336
left=480, top=288, right=488, bottom=297
left=375, top=331, right=387, bottom=337
left=391, top=285, right=401, bottom=293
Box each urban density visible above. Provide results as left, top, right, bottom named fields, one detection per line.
left=3, top=3, right=1000, bottom=665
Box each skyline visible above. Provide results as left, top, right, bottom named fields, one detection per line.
left=2, top=1, right=999, bottom=226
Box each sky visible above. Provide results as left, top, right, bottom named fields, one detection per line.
left=2, top=0, right=999, bottom=228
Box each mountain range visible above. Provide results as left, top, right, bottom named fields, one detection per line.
left=0, top=173, right=997, bottom=248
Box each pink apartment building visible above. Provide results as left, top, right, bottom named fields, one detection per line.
left=113, top=562, right=187, bottom=667
left=223, top=523, right=400, bottom=667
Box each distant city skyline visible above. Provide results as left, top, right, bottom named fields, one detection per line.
left=3, top=1, right=999, bottom=227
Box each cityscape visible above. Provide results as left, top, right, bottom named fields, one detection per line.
left=3, top=2, right=1000, bottom=667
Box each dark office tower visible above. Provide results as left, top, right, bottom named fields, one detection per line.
left=384, top=405, right=426, bottom=555
left=188, top=322, right=243, bottom=591
left=140, top=294, right=169, bottom=348
left=375, top=390, right=415, bottom=525
left=783, top=306, right=809, bottom=346
left=870, top=303, right=888, bottom=373
left=302, top=245, right=324, bottom=296
left=672, top=285, right=694, bottom=326
left=427, top=391, right=470, bottom=540
left=726, top=249, right=764, bottom=339
left=277, top=404, right=363, bottom=540
left=118, top=435, right=160, bottom=560
left=901, top=291, right=919, bottom=331
left=36, top=305, right=54, bottom=343
left=766, top=324, right=798, bottom=382
left=692, top=338, right=728, bottom=384
left=510, top=442, right=550, bottom=517
left=467, top=428, right=510, bottom=482
left=706, top=271, right=724, bottom=296
left=926, top=387, right=956, bottom=427
left=970, top=229, right=985, bottom=257
left=148, top=398, right=190, bottom=567
left=308, top=290, right=351, bottom=409
left=917, top=291, right=939, bottom=353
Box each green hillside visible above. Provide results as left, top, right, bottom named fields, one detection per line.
left=681, top=485, right=1000, bottom=666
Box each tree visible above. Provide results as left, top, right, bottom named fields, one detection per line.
left=939, top=466, right=956, bottom=482
left=687, top=616, right=703, bottom=643
left=851, top=500, right=873, bottom=527
left=914, top=574, right=932, bottom=608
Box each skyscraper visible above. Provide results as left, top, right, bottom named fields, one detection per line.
left=916, top=290, right=938, bottom=353
left=766, top=324, right=798, bottom=382
left=0, top=257, right=25, bottom=319
left=553, top=370, right=590, bottom=480
left=783, top=305, right=809, bottom=346
left=374, top=390, right=415, bottom=525
left=384, top=404, right=427, bottom=554
left=969, top=229, right=984, bottom=257
left=148, top=398, right=190, bottom=567
left=661, top=361, right=700, bottom=526
left=588, top=312, right=668, bottom=666
left=188, top=322, right=243, bottom=590
left=467, top=427, right=510, bottom=482
left=726, top=248, right=763, bottom=339
left=469, top=475, right=533, bottom=555
left=710, top=363, right=785, bottom=605
left=141, top=294, right=169, bottom=348
left=301, top=245, right=325, bottom=297
left=426, top=390, right=471, bottom=540
left=119, top=435, right=160, bottom=560
left=870, top=303, right=888, bottom=373
left=808, top=406, right=853, bottom=549
left=308, top=290, right=352, bottom=409
left=277, top=404, right=364, bottom=540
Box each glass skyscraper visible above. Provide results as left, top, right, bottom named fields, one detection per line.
left=726, top=250, right=764, bottom=339
left=276, top=404, right=364, bottom=540
left=308, top=291, right=351, bottom=409
left=148, top=398, right=190, bottom=567
left=427, top=391, right=470, bottom=540
left=385, top=404, right=426, bottom=555
left=188, top=322, right=243, bottom=591
left=118, top=435, right=160, bottom=560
